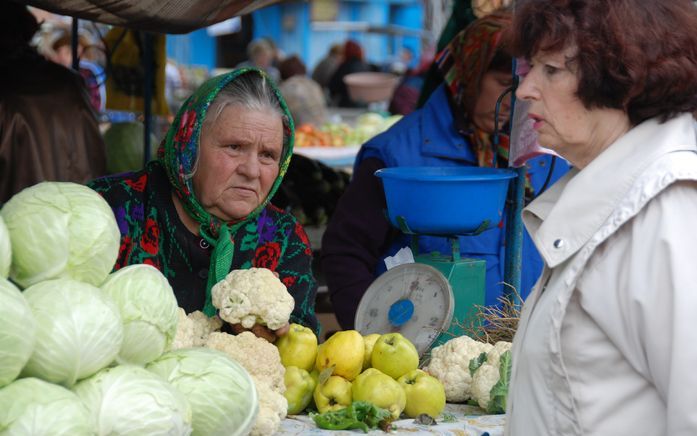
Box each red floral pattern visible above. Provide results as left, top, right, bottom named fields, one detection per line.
left=140, top=218, right=159, bottom=255
left=294, top=222, right=313, bottom=256
left=253, top=241, right=281, bottom=271
left=281, top=275, right=297, bottom=288
left=125, top=174, right=147, bottom=192
left=115, top=235, right=133, bottom=269
left=174, top=110, right=196, bottom=146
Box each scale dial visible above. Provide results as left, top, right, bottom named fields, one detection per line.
left=354, top=263, right=454, bottom=357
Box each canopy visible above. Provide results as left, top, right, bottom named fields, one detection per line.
left=15, top=0, right=279, bottom=34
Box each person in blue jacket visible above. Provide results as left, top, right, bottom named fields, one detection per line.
left=320, top=10, right=570, bottom=329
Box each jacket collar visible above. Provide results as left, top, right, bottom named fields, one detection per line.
left=523, top=113, right=697, bottom=267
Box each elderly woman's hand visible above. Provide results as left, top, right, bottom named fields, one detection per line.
left=230, top=322, right=290, bottom=343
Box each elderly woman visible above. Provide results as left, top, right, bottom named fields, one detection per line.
left=321, top=11, right=569, bottom=329
left=506, top=1, right=697, bottom=434
left=89, top=68, right=318, bottom=337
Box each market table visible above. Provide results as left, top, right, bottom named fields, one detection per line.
left=278, top=404, right=504, bottom=435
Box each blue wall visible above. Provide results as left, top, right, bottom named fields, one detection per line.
left=166, top=28, right=216, bottom=71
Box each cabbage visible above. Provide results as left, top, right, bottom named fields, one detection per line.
left=74, top=365, right=192, bottom=436
left=147, top=348, right=259, bottom=436
left=0, top=215, right=10, bottom=278
left=0, top=182, right=120, bottom=288
left=21, top=278, right=123, bottom=387
left=0, top=378, right=93, bottom=435
left=101, top=264, right=179, bottom=365
left=104, top=121, right=158, bottom=174
left=0, top=278, right=35, bottom=387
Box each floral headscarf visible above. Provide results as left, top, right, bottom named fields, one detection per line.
left=435, top=10, right=512, bottom=168
left=158, top=67, right=294, bottom=316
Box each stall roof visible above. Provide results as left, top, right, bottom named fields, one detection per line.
left=15, top=0, right=280, bottom=34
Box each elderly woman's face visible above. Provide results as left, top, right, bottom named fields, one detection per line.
left=516, top=45, right=630, bottom=168
left=193, top=105, right=283, bottom=221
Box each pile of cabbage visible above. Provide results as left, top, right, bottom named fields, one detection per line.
left=0, top=182, right=258, bottom=436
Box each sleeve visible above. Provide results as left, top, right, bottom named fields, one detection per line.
left=320, top=157, right=393, bottom=329
left=624, top=181, right=697, bottom=433
left=277, top=218, right=320, bottom=335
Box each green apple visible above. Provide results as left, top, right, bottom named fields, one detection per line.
left=315, top=330, right=364, bottom=381
left=398, top=369, right=446, bottom=418
left=284, top=366, right=316, bottom=415
left=362, top=333, right=381, bottom=370
left=313, top=375, right=352, bottom=413
left=370, top=333, right=419, bottom=379
left=351, top=368, right=406, bottom=419
left=276, top=323, right=318, bottom=371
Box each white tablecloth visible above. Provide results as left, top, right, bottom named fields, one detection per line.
left=277, top=404, right=505, bottom=435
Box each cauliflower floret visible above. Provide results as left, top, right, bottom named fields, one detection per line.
left=170, top=308, right=223, bottom=349
left=205, top=331, right=285, bottom=394
left=470, top=363, right=500, bottom=410
left=425, top=335, right=493, bottom=402
left=212, top=268, right=294, bottom=330
left=250, top=376, right=287, bottom=436
left=471, top=343, right=513, bottom=413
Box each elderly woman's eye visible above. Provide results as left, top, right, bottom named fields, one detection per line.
left=227, top=143, right=240, bottom=150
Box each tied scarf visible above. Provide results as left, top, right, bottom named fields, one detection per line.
left=158, top=68, right=294, bottom=316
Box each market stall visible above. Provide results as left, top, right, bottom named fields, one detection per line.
left=2, top=1, right=521, bottom=435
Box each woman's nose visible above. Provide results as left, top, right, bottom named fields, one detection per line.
left=237, top=153, right=260, bottom=178
left=515, top=74, right=538, bottom=101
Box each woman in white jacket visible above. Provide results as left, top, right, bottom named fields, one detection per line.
left=505, top=1, right=697, bottom=435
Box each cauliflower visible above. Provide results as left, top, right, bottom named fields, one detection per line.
left=205, top=331, right=286, bottom=394
left=170, top=308, right=223, bottom=349
left=470, top=344, right=512, bottom=414
left=212, top=268, right=294, bottom=330
left=425, top=335, right=493, bottom=402
left=250, top=375, right=288, bottom=436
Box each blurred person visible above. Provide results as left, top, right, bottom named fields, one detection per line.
left=236, top=38, right=281, bottom=83
left=89, top=68, right=318, bottom=338
left=327, top=40, right=373, bottom=107
left=277, top=55, right=328, bottom=127
left=321, top=11, right=570, bottom=329
left=388, top=46, right=435, bottom=116
left=312, top=43, right=343, bottom=89
left=0, top=1, right=106, bottom=204
left=506, top=1, right=697, bottom=434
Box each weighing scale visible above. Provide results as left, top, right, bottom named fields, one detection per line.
left=354, top=167, right=515, bottom=357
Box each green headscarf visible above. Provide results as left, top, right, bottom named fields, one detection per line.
left=158, top=67, right=294, bottom=316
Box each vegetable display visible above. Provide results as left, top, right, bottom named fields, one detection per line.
left=0, top=182, right=119, bottom=288
left=311, top=400, right=394, bottom=432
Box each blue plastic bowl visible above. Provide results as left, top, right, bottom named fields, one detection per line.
left=375, top=166, right=516, bottom=235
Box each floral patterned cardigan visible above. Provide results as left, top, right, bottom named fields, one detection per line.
left=89, top=161, right=319, bottom=334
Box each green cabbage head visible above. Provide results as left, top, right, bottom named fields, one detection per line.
left=0, top=182, right=120, bottom=288
left=101, top=264, right=179, bottom=365
left=0, top=215, right=10, bottom=278
left=0, top=278, right=35, bottom=387
left=147, top=348, right=259, bottom=436
left=0, top=377, right=93, bottom=435
left=21, top=278, right=123, bottom=387
left=74, top=365, right=192, bottom=436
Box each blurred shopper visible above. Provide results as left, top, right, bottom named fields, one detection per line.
left=328, top=40, right=373, bottom=107
left=278, top=55, right=328, bottom=127
left=312, top=43, right=343, bottom=90
left=0, top=2, right=106, bottom=204
left=236, top=38, right=281, bottom=83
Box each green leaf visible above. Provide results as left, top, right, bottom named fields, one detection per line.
left=469, top=352, right=488, bottom=377
left=318, top=366, right=334, bottom=385
left=487, top=350, right=512, bottom=414
left=311, top=401, right=392, bottom=433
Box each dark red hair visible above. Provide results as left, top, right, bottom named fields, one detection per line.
left=343, top=40, right=364, bottom=62
left=512, top=0, right=697, bottom=125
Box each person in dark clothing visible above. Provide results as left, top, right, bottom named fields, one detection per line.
left=327, top=40, right=373, bottom=107
left=89, top=68, right=319, bottom=338
left=0, top=2, right=106, bottom=204
left=321, top=11, right=570, bottom=329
